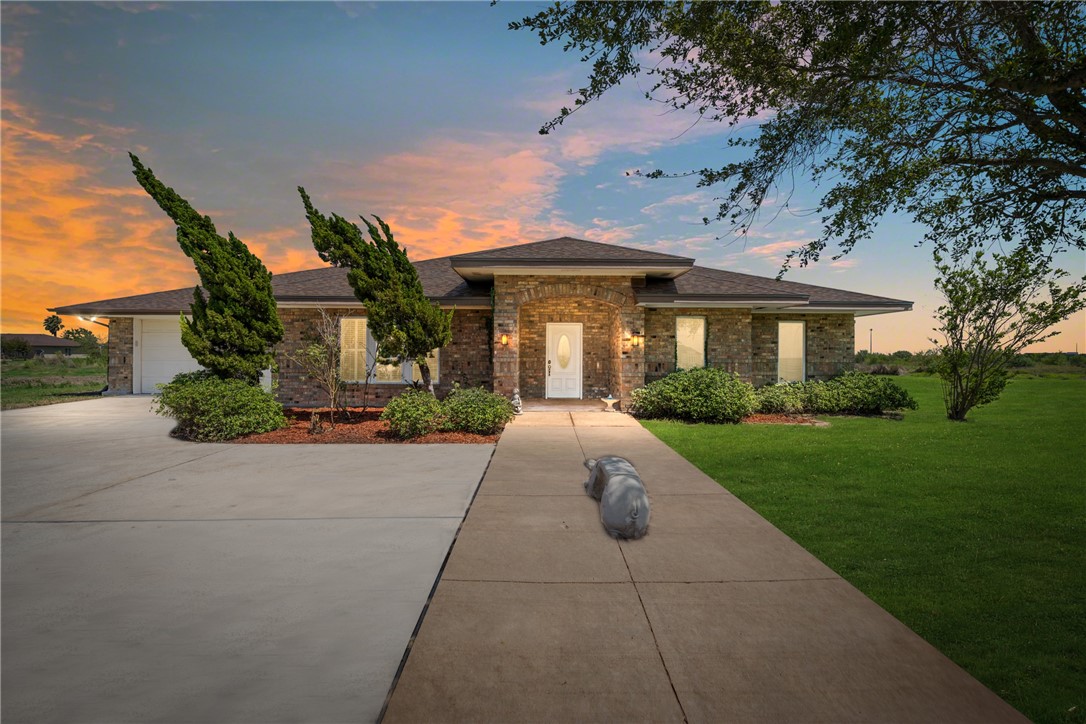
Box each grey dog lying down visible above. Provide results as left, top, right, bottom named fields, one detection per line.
left=583, top=456, right=651, bottom=540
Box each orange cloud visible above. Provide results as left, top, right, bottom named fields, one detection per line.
left=1, top=97, right=196, bottom=333
left=309, top=135, right=582, bottom=260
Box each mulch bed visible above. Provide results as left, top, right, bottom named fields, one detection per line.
left=235, top=407, right=501, bottom=444
left=742, top=413, right=826, bottom=426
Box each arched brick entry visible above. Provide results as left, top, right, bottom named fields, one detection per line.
left=492, top=276, right=645, bottom=401
left=512, top=282, right=629, bottom=309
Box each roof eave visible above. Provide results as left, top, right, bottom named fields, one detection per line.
left=636, top=294, right=808, bottom=308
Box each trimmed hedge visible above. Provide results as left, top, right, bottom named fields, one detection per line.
left=630, top=368, right=757, bottom=423
left=755, top=372, right=918, bottom=415
left=442, top=385, right=515, bottom=435
left=154, top=370, right=286, bottom=441
left=381, top=385, right=515, bottom=438
left=380, top=389, right=444, bottom=438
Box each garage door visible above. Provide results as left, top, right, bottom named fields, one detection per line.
left=139, top=318, right=203, bottom=393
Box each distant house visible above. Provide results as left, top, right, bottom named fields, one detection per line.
left=0, top=334, right=81, bottom=358
left=51, top=237, right=912, bottom=402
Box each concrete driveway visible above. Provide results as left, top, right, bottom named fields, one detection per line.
left=1, top=397, right=493, bottom=723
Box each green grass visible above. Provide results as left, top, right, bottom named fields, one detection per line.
left=643, top=375, right=1085, bottom=724
left=1, top=358, right=107, bottom=409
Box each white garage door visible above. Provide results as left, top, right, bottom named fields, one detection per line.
left=139, top=318, right=203, bottom=393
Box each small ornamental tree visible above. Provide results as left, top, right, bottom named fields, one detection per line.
left=299, top=188, right=452, bottom=394
left=933, top=247, right=1085, bottom=421
left=131, top=154, right=283, bottom=384
left=42, top=314, right=64, bottom=337
left=286, top=307, right=345, bottom=428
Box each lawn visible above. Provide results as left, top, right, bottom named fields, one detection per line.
left=643, top=375, right=1084, bottom=724
left=1, top=358, right=107, bottom=410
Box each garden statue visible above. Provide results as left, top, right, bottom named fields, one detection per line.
left=583, top=456, right=650, bottom=539
left=511, top=388, right=523, bottom=415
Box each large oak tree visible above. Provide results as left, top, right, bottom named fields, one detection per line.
left=511, top=1, right=1085, bottom=266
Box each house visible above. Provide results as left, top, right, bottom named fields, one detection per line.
left=0, top=333, right=81, bottom=358
left=50, top=237, right=911, bottom=404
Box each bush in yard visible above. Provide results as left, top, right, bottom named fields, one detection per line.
left=755, top=382, right=807, bottom=414
left=154, top=371, right=286, bottom=441
left=441, top=385, right=515, bottom=435
left=803, top=372, right=918, bottom=415
left=380, top=389, right=443, bottom=438
left=630, top=368, right=757, bottom=423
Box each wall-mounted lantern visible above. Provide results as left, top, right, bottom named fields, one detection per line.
left=500, top=333, right=509, bottom=346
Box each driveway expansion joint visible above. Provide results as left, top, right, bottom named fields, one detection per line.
left=620, top=542, right=689, bottom=723
left=7, top=447, right=232, bottom=521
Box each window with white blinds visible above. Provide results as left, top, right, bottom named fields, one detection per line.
left=339, top=317, right=439, bottom=384
left=778, top=321, right=806, bottom=382
left=340, top=318, right=369, bottom=382
left=676, top=316, right=706, bottom=369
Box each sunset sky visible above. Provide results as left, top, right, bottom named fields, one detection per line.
left=3, top=1, right=1083, bottom=353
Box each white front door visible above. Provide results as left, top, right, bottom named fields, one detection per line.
left=545, top=323, right=582, bottom=399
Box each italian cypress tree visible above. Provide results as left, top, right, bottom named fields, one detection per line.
left=298, top=188, right=451, bottom=394
left=130, top=153, right=283, bottom=384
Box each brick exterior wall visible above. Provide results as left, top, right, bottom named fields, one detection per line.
left=751, top=313, right=855, bottom=386
left=491, top=275, right=645, bottom=400
left=518, top=297, right=613, bottom=398
left=274, top=307, right=493, bottom=407
left=644, top=308, right=753, bottom=383
left=106, top=317, right=134, bottom=394
left=105, top=296, right=857, bottom=403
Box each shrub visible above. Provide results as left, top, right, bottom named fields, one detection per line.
left=810, top=372, right=918, bottom=415
left=154, top=371, right=286, bottom=441
left=630, top=368, right=757, bottom=423
left=754, top=373, right=919, bottom=416
left=867, top=363, right=902, bottom=376
left=380, top=389, right=443, bottom=438
left=755, top=383, right=807, bottom=414
left=1, top=338, right=32, bottom=359
left=441, top=385, right=515, bottom=435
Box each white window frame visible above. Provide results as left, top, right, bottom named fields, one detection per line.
left=675, top=315, right=707, bottom=370
left=339, top=317, right=439, bottom=385
left=777, top=320, right=806, bottom=383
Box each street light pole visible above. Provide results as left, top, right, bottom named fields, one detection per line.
left=869, top=328, right=873, bottom=354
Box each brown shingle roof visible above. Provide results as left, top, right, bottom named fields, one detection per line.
left=51, top=239, right=909, bottom=315
left=638, top=266, right=911, bottom=307
left=52, top=257, right=492, bottom=316
left=1, top=333, right=80, bottom=347
left=451, top=237, right=693, bottom=265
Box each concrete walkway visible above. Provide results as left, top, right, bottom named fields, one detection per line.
left=383, top=411, right=1026, bottom=723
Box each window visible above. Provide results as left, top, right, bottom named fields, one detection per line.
left=340, top=318, right=369, bottom=382
left=778, top=321, right=805, bottom=382
left=676, top=316, right=706, bottom=369
left=339, top=317, right=439, bottom=384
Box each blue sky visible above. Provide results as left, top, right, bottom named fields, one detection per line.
left=2, top=1, right=1083, bottom=352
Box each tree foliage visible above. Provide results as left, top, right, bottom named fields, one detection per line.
left=933, top=247, right=1086, bottom=421
left=298, top=188, right=452, bottom=394
left=511, top=1, right=1086, bottom=266
left=63, top=328, right=103, bottom=359
left=42, top=314, right=64, bottom=337
left=130, top=154, right=283, bottom=384
left=1, top=337, right=32, bottom=359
